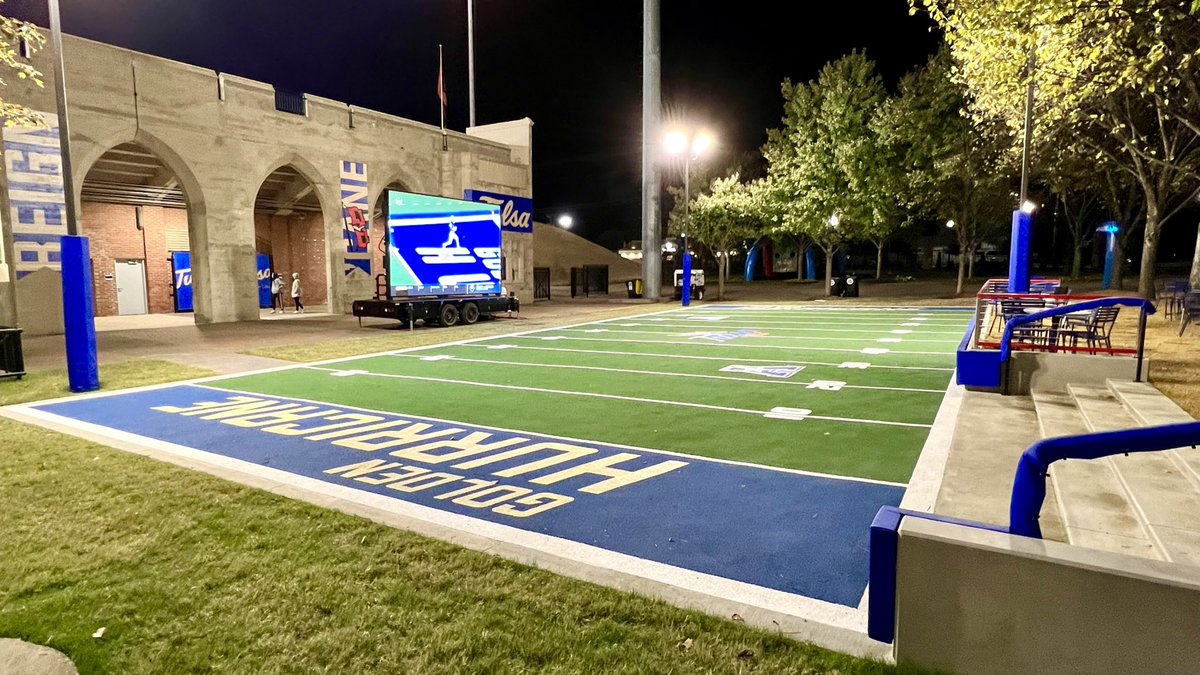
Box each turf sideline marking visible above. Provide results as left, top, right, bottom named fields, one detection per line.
left=453, top=344, right=956, bottom=372
left=302, top=366, right=934, bottom=429
left=0, top=404, right=882, bottom=654
left=563, top=328, right=962, bottom=345
left=387, top=353, right=946, bottom=394
left=6, top=306, right=687, bottom=409
left=512, top=334, right=955, bottom=357
left=635, top=317, right=970, bottom=329
left=609, top=321, right=966, bottom=335
left=190, top=384, right=904, bottom=487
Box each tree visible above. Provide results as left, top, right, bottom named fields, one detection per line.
left=762, top=52, right=886, bottom=294
left=914, top=0, right=1200, bottom=297
left=674, top=173, right=757, bottom=300
left=874, top=51, right=1013, bottom=294
left=0, top=3, right=47, bottom=129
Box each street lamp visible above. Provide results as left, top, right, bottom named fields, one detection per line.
left=557, top=214, right=574, bottom=229
left=946, top=219, right=955, bottom=229
left=665, top=128, right=715, bottom=306
left=1020, top=200, right=1038, bottom=215
left=828, top=212, right=841, bottom=228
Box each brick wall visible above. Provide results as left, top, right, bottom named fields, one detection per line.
left=254, top=213, right=328, bottom=306
left=82, top=202, right=188, bottom=316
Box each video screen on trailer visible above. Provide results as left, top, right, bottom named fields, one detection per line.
left=385, top=190, right=502, bottom=298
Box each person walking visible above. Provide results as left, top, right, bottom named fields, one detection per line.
left=270, top=273, right=284, bottom=313
left=290, top=272, right=304, bottom=313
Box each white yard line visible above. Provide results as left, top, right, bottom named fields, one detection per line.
left=610, top=321, right=966, bottom=334
left=302, top=366, right=935, bottom=429
left=185, top=383, right=905, bottom=487
left=510, top=334, right=957, bottom=357
left=452, top=344, right=957, bottom=372
left=386, top=353, right=946, bottom=393
left=558, top=327, right=962, bottom=345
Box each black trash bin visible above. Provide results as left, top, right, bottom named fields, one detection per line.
left=829, top=275, right=846, bottom=297
left=0, top=327, right=25, bottom=380
left=842, top=274, right=860, bottom=297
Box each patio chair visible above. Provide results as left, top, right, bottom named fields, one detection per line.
left=999, top=298, right=1053, bottom=346
left=1179, top=291, right=1200, bottom=336
left=1058, top=305, right=1120, bottom=353
left=1162, top=279, right=1189, bottom=319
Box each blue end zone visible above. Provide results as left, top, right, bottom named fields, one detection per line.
left=33, top=385, right=904, bottom=608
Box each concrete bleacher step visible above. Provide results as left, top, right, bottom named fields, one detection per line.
left=1105, top=380, right=1200, bottom=567
left=1033, top=390, right=1161, bottom=560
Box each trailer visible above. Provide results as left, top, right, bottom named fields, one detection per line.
left=353, top=292, right=518, bottom=328
left=355, top=190, right=518, bottom=328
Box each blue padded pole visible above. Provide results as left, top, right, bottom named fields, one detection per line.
left=1008, top=209, right=1032, bottom=293
left=681, top=235, right=692, bottom=307
left=61, top=235, right=99, bottom=392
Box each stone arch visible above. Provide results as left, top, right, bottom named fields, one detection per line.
left=74, top=129, right=210, bottom=320
left=251, top=155, right=336, bottom=313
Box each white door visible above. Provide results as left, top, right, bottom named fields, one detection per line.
left=115, top=259, right=148, bottom=315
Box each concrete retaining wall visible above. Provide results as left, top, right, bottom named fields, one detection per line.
left=1006, top=351, right=1148, bottom=394
left=895, top=516, right=1200, bottom=674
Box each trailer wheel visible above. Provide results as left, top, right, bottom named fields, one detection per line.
left=439, top=303, right=460, bottom=327
left=462, top=302, right=480, bottom=325
left=696, top=288, right=705, bottom=301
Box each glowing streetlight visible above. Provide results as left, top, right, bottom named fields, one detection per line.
left=1020, top=200, right=1039, bottom=215
left=557, top=214, right=573, bottom=229
left=946, top=219, right=955, bottom=228
left=828, top=212, right=841, bottom=228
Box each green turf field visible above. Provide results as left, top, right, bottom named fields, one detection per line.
left=208, top=305, right=971, bottom=485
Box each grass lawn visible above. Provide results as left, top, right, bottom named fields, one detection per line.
left=0, top=359, right=215, bottom=407
left=0, top=362, right=915, bottom=673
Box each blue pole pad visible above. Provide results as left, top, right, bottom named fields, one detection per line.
left=681, top=250, right=692, bottom=307
left=60, top=235, right=100, bottom=392
left=805, top=248, right=817, bottom=280
left=1102, top=232, right=1116, bottom=290
left=1008, top=209, right=1032, bottom=293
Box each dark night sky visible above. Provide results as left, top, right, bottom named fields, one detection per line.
left=5, top=0, right=941, bottom=247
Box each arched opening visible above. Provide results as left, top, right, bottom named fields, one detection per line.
left=253, top=165, right=330, bottom=312
left=370, top=180, right=411, bottom=286
left=79, top=142, right=197, bottom=317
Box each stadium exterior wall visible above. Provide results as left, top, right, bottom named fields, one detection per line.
left=0, top=31, right=533, bottom=334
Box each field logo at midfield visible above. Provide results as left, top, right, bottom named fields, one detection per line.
left=720, top=365, right=804, bottom=379
left=684, top=329, right=766, bottom=343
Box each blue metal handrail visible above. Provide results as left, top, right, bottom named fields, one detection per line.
left=999, top=297, right=1156, bottom=363
left=1010, top=421, right=1200, bottom=538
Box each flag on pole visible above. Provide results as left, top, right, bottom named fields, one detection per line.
left=438, top=43, right=448, bottom=150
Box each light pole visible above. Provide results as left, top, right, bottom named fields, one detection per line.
left=664, top=129, right=713, bottom=306
left=467, top=0, right=475, bottom=127
left=49, top=0, right=99, bottom=392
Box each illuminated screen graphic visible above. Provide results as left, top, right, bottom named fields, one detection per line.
left=386, top=191, right=502, bottom=297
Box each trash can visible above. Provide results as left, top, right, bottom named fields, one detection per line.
left=842, top=274, right=860, bottom=297
left=626, top=279, right=643, bottom=299
left=0, top=327, right=25, bottom=380
left=829, top=275, right=846, bottom=297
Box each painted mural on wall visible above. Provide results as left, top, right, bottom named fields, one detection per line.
left=3, top=111, right=67, bottom=278
left=340, top=161, right=371, bottom=277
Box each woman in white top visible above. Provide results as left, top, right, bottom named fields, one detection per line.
left=270, top=274, right=284, bottom=313
left=290, top=272, right=304, bottom=313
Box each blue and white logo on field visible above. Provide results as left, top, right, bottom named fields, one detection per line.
left=720, top=364, right=805, bottom=378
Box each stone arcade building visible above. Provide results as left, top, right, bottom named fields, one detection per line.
left=0, top=32, right=534, bottom=335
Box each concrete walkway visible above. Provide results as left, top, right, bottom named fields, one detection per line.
left=0, top=639, right=77, bottom=675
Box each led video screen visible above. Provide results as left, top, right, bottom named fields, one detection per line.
left=386, top=190, right=502, bottom=297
